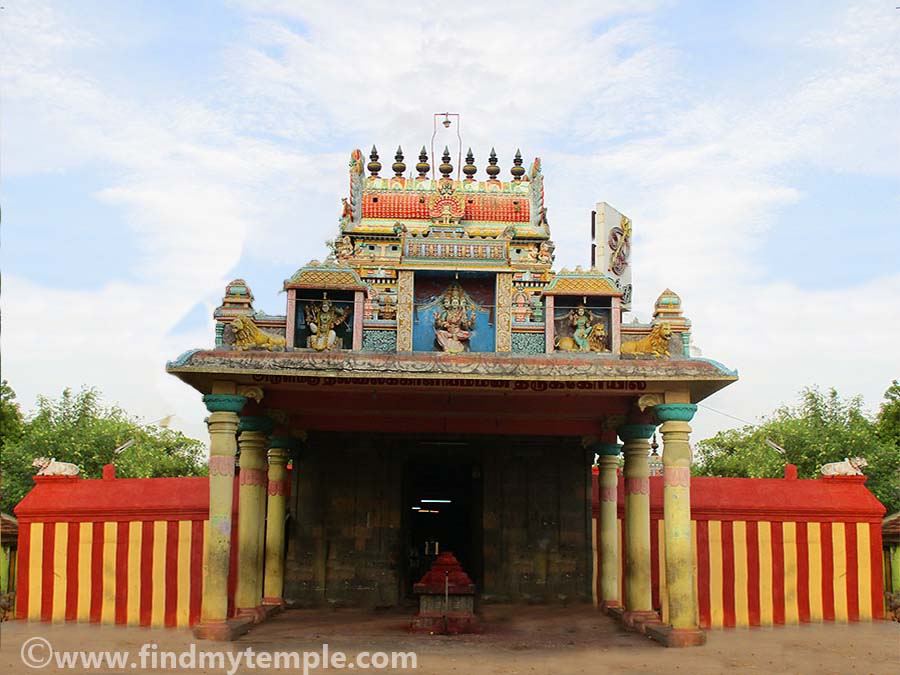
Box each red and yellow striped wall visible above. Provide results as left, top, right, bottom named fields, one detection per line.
left=16, top=519, right=205, bottom=627
left=14, top=472, right=222, bottom=628
left=594, top=471, right=886, bottom=627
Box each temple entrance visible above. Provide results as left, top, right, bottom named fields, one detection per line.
left=403, top=453, right=483, bottom=598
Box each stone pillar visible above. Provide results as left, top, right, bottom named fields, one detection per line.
left=196, top=392, right=246, bottom=640
left=618, top=423, right=657, bottom=625
left=544, top=295, right=555, bottom=353
left=285, top=289, right=297, bottom=350
left=263, top=437, right=292, bottom=607
left=234, top=416, right=273, bottom=620
left=596, top=442, right=621, bottom=609
left=352, top=290, right=364, bottom=350
left=654, top=402, right=704, bottom=646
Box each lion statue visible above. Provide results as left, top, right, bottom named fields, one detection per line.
left=620, top=322, right=673, bottom=359
left=556, top=325, right=608, bottom=353
left=231, top=315, right=286, bottom=351
left=586, top=324, right=608, bottom=352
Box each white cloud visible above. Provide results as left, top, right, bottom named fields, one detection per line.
left=3, top=1, right=898, bottom=448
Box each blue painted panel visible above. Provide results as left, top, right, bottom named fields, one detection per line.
left=412, top=302, right=495, bottom=352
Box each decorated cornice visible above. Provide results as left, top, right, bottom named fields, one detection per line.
left=168, top=349, right=739, bottom=384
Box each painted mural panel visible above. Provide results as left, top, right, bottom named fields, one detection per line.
left=412, top=272, right=496, bottom=353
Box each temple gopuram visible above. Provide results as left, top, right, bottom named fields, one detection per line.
left=14, top=123, right=887, bottom=648
left=164, top=133, right=740, bottom=644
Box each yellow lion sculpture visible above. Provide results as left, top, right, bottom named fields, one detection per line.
left=620, top=322, right=673, bottom=359
left=231, top=315, right=286, bottom=351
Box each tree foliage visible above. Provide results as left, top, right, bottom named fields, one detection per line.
left=1, top=385, right=206, bottom=513
left=695, top=384, right=900, bottom=513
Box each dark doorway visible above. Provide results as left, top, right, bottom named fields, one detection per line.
left=403, top=457, right=482, bottom=597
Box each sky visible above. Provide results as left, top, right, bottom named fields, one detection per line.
left=2, top=0, right=899, bottom=445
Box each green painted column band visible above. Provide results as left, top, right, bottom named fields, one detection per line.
left=617, top=423, right=657, bottom=441
left=654, top=403, right=697, bottom=423
left=238, top=416, right=275, bottom=434
left=203, top=394, right=247, bottom=414
left=596, top=442, right=622, bottom=456
left=269, top=436, right=296, bottom=450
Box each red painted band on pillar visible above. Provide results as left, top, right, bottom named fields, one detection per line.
left=209, top=456, right=235, bottom=477
left=267, top=480, right=285, bottom=497
left=599, top=486, right=616, bottom=502
left=624, top=477, right=649, bottom=495
left=239, top=469, right=266, bottom=487
left=663, top=467, right=690, bottom=487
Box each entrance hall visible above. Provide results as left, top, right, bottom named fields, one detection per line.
left=286, top=432, right=593, bottom=608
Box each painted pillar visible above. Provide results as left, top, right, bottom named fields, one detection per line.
left=263, top=437, right=292, bottom=606
left=618, top=423, right=656, bottom=618
left=285, top=289, right=297, bottom=351
left=544, top=295, right=555, bottom=353
left=596, top=442, right=621, bottom=608
left=352, top=291, right=364, bottom=351
left=611, top=296, right=622, bottom=354
left=198, top=392, right=246, bottom=636
left=495, top=273, right=513, bottom=352
left=655, top=403, right=700, bottom=633
left=234, top=416, right=273, bottom=619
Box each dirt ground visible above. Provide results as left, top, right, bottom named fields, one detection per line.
left=1, top=605, right=897, bottom=675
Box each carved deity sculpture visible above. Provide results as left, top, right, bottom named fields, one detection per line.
left=379, top=292, right=397, bottom=321
left=511, top=288, right=531, bottom=323
left=537, top=240, right=555, bottom=264
left=363, top=284, right=379, bottom=320
left=556, top=305, right=607, bottom=352
left=335, top=234, right=353, bottom=262
left=339, top=197, right=353, bottom=228
left=433, top=285, right=476, bottom=354
left=305, top=295, right=350, bottom=351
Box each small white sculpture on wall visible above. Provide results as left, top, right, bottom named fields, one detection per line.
left=32, top=457, right=80, bottom=476
left=820, top=457, right=868, bottom=476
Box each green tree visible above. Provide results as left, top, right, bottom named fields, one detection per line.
left=695, top=385, right=900, bottom=513
left=0, top=380, right=24, bottom=457
left=876, top=380, right=900, bottom=449
left=1, top=386, right=206, bottom=513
